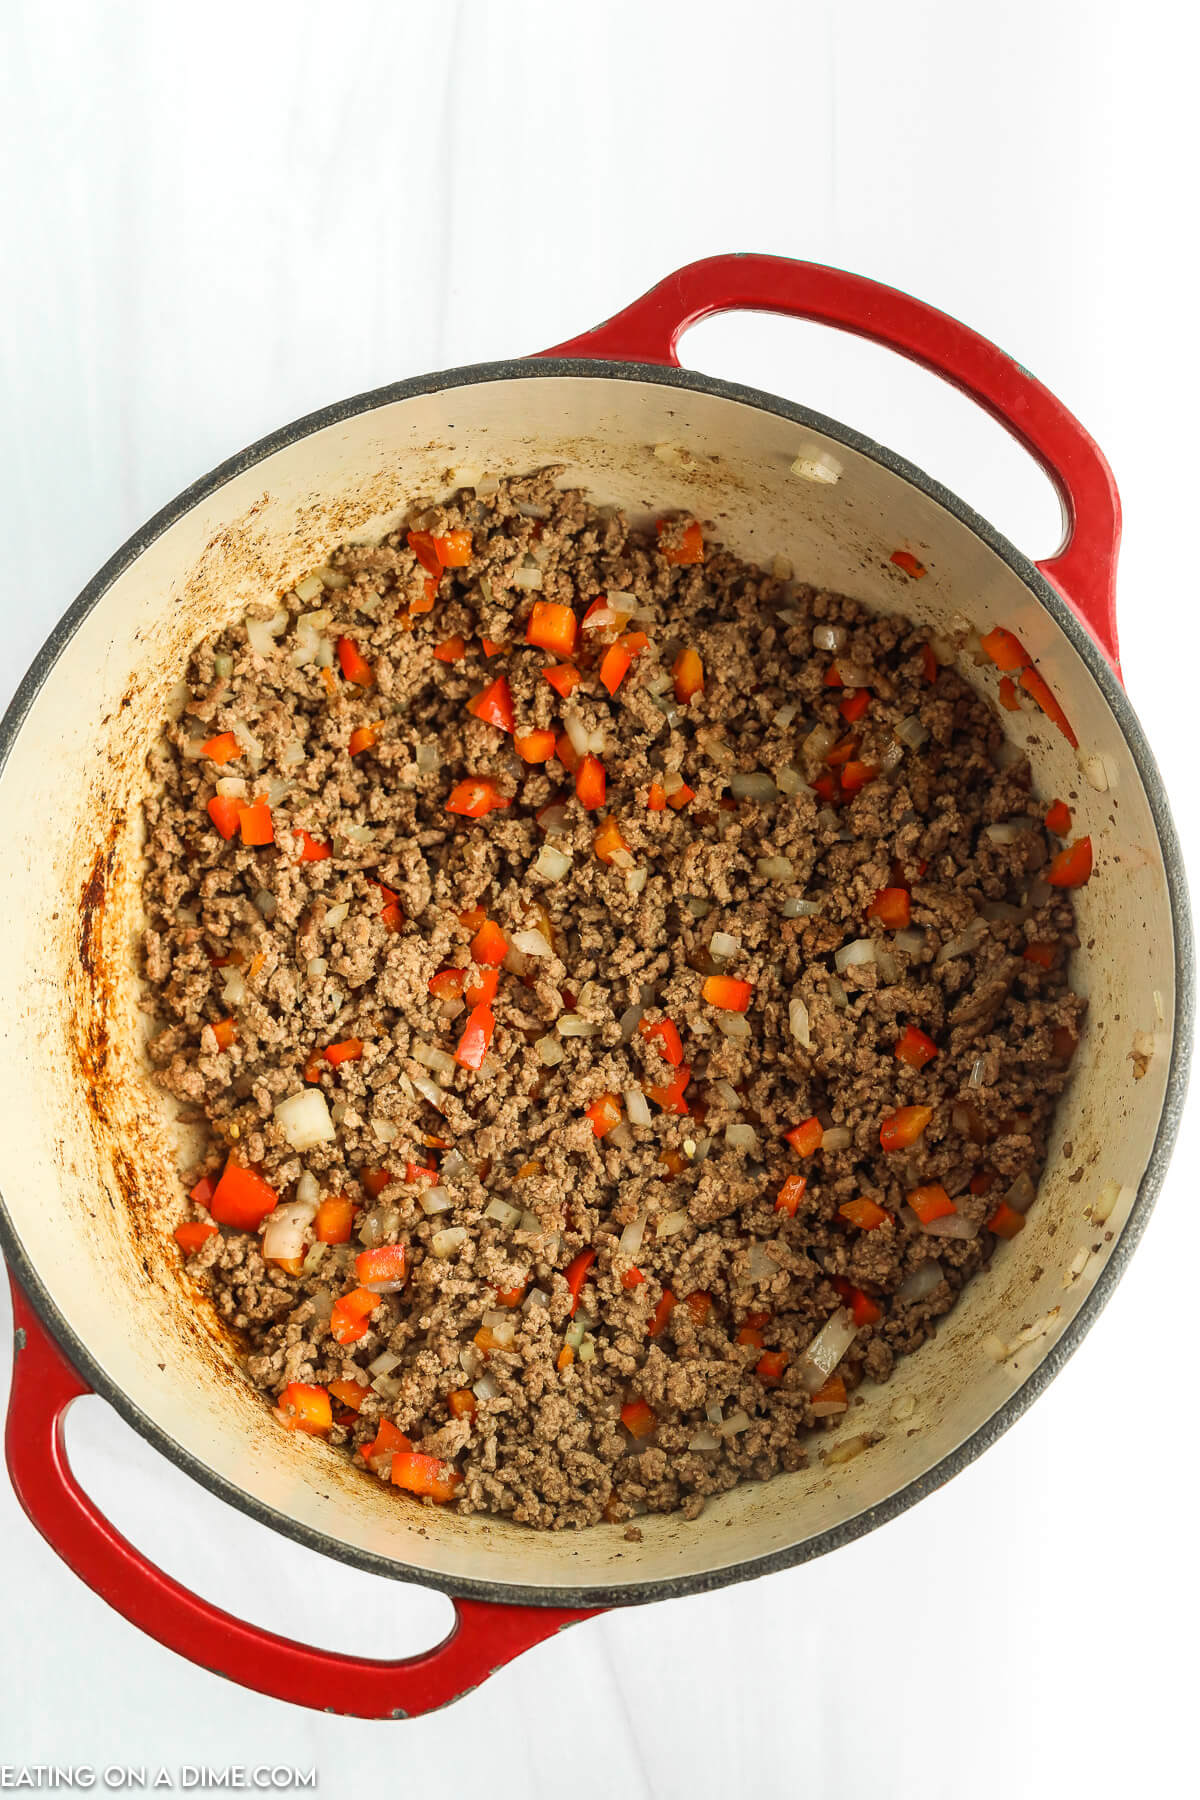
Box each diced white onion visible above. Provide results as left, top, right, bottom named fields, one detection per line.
left=811, top=1392, right=849, bottom=1418
left=563, top=712, right=590, bottom=757
left=306, top=956, right=328, bottom=980
left=274, top=1088, right=336, bottom=1151
left=746, top=1241, right=777, bottom=1280
left=657, top=1209, right=689, bottom=1238
left=895, top=714, right=929, bottom=751
left=341, top=823, right=376, bottom=845
left=618, top=1212, right=647, bottom=1256
left=918, top=1211, right=980, bottom=1241
left=706, top=1400, right=725, bottom=1427
left=512, top=928, right=553, bottom=958
left=1004, top=1172, right=1037, bottom=1214
left=719, top=1408, right=753, bottom=1437
left=535, top=1035, right=564, bottom=1066
left=261, top=1198, right=317, bottom=1264
left=512, top=562, right=543, bottom=590
left=710, top=931, right=741, bottom=961
left=213, top=653, right=234, bottom=680
left=473, top=1375, right=500, bottom=1401
left=415, top=1040, right=458, bottom=1083
left=685, top=896, right=712, bottom=918
left=894, top=928, right=925, bottom=953
left=484, top=1197, right=522, bottom=1231
left=730, top=772, right=779, bottom=804
left=876, top=947, right=899, bottom=983
left=726, top=1123, right=759, bottom=1151
left=431, top=1226, right=468, bottom=1259
left=557, top=1015, right=599, bottom=1037
left=295, top=1171, right=320, bottom=1208
left=688, top=1428, right=722, bottom=1451
left=935, top=918, right=988, bottom=965
left=372, top=1118, right=398, bottom=1144
left=522, top=1288, right=549, bottom=1314
left=215, top=776, right=247, bottom=799
left=790, top=449, right=842, bottom=484
left=897, top=1260, right=944, bottom=1304
left=879, top=739, right=905, bottom=776
left=968, top=1056, right=988, bottom=1088
left=625, top=1089, right=652, bottom=1127
left=803, top=722, right=837, bottom=764
left=533, top=845, right=572, bottom=883
left=419, top=1186, right=454, bottom=1216
left=538, top=805, right=569, bottom=836
left=827, top=975, right=848, bottom=1009
left=230, top=718, right=264, bottom=771
left=773, top=703, right=800, bottom=729
left=789, top=996, right=812, bottom=1047
left=713, top=1079, right=741, bottom=1110
left=716, top=1013, right=751, bottom=1040
left=822, top=1127, right=852, bottom=1151
left=757, top=856, right=794, bottom=880
left=798, top=1309, right=858, bottom=1392
left=782, top=896, right=822, bottom=918
left=219, top=966, right=247, bottom=1008
left=608, top=1120, right=634, bottom=1151
left=626, top=867, right=648, bottom=896
left=812, top=624, right=846, bottom=653
left=368, top=1349, right=401, bottom=1378
left=985, top=820, right=1029, bottom=844
left=835, top=938, right=876, bottom=974
left=411, top=1074, right=448, bottom=1113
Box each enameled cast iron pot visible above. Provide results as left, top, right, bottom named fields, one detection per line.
left=0, top=255, right=1191, bottom=1717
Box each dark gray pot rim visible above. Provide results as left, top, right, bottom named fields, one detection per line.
left=0, top=355, right=1191, bottom=1612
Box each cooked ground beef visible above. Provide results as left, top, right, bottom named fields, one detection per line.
left=141, top=468, right=1085, bottom=1529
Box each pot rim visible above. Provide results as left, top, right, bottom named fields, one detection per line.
left=0, top=355, right=1191, bottom=1610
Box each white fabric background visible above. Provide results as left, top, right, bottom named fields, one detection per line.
left=1, top=1, right=1196, bottom=1790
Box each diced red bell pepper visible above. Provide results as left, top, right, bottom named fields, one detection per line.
left=189, top=1175, right=216, bottom=1208
left=840, top=760, right=878, bottom=794
left=355, top=1244, right=409, bottom=1291
left=969, top=1169, right=997, bottom=1197
left=890, top=549, right=926, bottom=578
left=683, top=1291, right=711, bottom=1324
left=666, top=781, right=696, bottom=811
left=824, top=663, right=844, bottom=688
left=1047, top=836, right=1093, bottom=888
left=776, top=1174, right=807, bottom=1216
left=1052, top=1025, right=1078, bottom=1062
left=433, top=529, right=472, bottom=567
left=275, top=1383, right=332, bottom=1434
left=555, top=731, right=580, bottom=775
left=447, top=1387, right=477, bottom=1420
left=206, top=794, right=241, bottom=839
left=825, top=734, right=858, bottom=767
left=647, top=1290, right=676, bottom=1337
left=756, top=1350, right=789, bottom=1383
left=585, top=1091, right=623, bottom=1137
left=238, top=799, right=274, bottom=847
left=210, top=1159, right=279, bottom=1229
left=564, top=1248, right=596, bottom=1315
left=599, top=643, right=633, bottom=696
left=363, top=1417, right=412, bottom=1463
left=811, top=771, right=840, bottom=805
left=981, top=626, right=1030, bottom=672
left=907, top=1183, right=956, bottom=1224
left=1044, top=798, right=1072, bottom=836
left=405, top=1162, right=437, bottom=1186
left=336, top=636, right=374, bottom=686
left=433, top=635, right=467, bottom=663
left=647, top=782, right=666, bottom=812
left=446, top=778, right=511, bottom=817
left=839, top=687, right=871, bottom=725
left=454, top=1002, right=495, bottom=1070
left=201, top=731, right=240, bottom=764
left=296, top=828, right=331, bottom=862
left=467, top=675, right=515, bottom=734
left=329, top=1378, right=371, bottom=1412
left=362, top=1167, right=393, bottom=1198
left=314, top=1195, right=355, bottom=1244
left=526, top=601, right=578, bottom=656
left=987, top=1201, right=1027, bottom=1239
left=1023, top=941, right=1058, bottom=970
left=391, top=1452, right=463, bottom=1503
left=348, top=724, right=378, bottom=757
left=471, top=918, right=509, bottom=965
left=997, top=676, right=1021, bottom=711
left=1020, top=667, right=1077, bottom=745
left=464, top=965, right=500, bottom=1007
left=647, top=1064, right=691, bottom=1115
left=543, top=662, right=582, bottom=698
left=656, top=518, right=704, bottom=566
left=880, top=1105, right=933, bottom=1151
left=640, top=1016, right=684, bottom=1068
left=429, top=966, right=466, bottom=1001
left=493, top=1282, right=526, bottom=1307
left=737, top=1324, right=764, bottom=1348
left=621, top=1398, right=656, bottom=1438
left=174, top=1220, right=218, bottom=1254
left=672, top=646, right=704, bottom=703
left=515, top=729, right=558, bottom=763
left=839, top=1198, right=890, bottom=1230
left=209, top=1017, right=236, bottom=1051
left=921, top=642, right=939, bottom=684
left=324, top=1037, right=363, bottom=1067
left=868, top=886, right=911, bottom=930
left=895, top=1025, right=938, bottom=1069
left=575, top=754, right=606, bottom=810
left=593, top=815, right=631, bottom=864
left=330, top=1286, right=380, bottom=1345
left=810, top=1374, right=848, bottom=1412
left=832, top=1278, right=883, bottom=1327
left=406, top=530, right=444, bottom=580
left=621, top=1267, right=646, bottom=1290
left=785, top=1118, right=824, bottom=1157
left=702, top=974, right=752, bottom=1012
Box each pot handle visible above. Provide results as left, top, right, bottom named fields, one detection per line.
left=4, top=1275, right=597, bottom=1717
left=540, top=253, right=1122, bottom=672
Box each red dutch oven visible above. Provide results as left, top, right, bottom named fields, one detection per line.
left=0, top=255, right=1189, bottom=1716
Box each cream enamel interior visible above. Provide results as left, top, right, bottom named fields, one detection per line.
left=0, top=372, right=1175, bottom=1596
